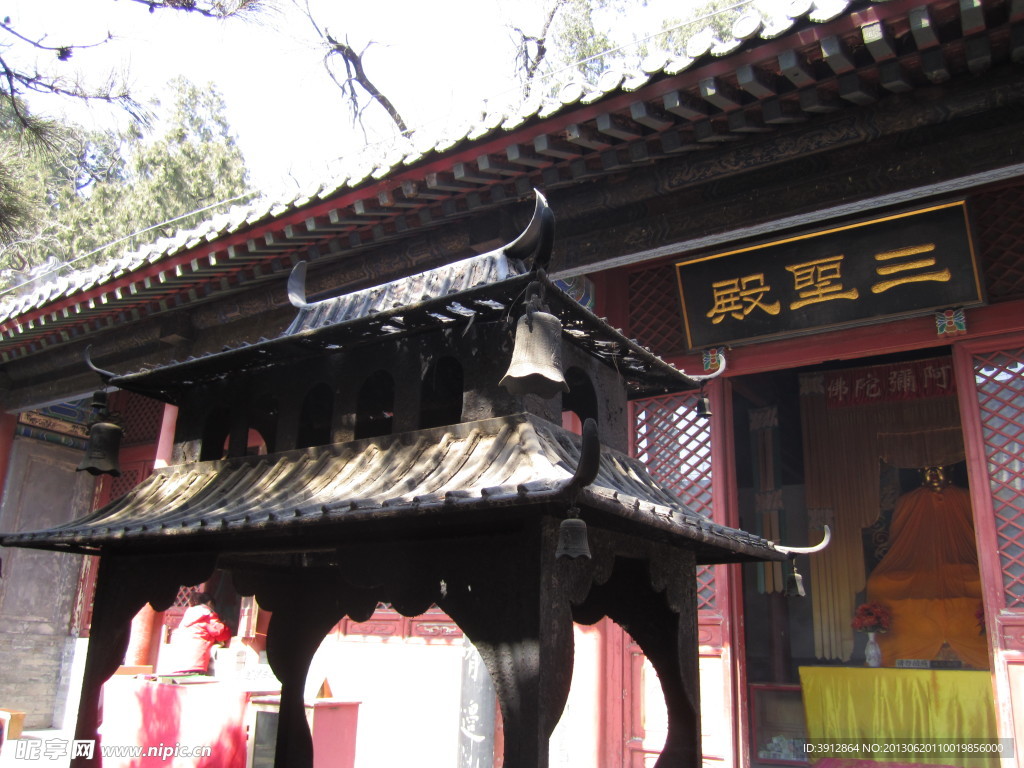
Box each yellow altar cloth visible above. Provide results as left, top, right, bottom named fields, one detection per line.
left=799, top=667, right=998, bottom=768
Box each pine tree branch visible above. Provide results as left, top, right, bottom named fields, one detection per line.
left=125, top=0, right=267, bottom=19
left=0, top=20, right=112, bottom=61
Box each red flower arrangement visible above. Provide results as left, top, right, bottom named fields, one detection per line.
left=851, top=602, right=891, bottom=633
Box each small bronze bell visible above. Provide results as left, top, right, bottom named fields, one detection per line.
left=785, top=562, right=806, bottom=597
left=555, top=517, right=591, bottom=560
left=77, top=392, right=123, bottom=477
left=696, top=390, right=712, bottom=419
left=500, top=285, right=568, bottom=399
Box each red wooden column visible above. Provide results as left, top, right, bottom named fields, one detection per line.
left=154, top=404, right=179, bottom=469
left=0, top=411, right=19, bottom=510
left=709, top=375, right=747, bottom=768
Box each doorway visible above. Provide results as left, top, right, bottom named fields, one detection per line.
left=732, top=350, right=991, bottom=765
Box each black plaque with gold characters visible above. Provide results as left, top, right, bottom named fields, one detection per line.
left=676, top=201, right=984, bottom=350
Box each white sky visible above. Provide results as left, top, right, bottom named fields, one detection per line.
left=5, top=0, right=777, bottom=199
left=7, top=0, right=525, bottom=195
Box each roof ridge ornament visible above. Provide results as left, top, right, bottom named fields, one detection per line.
left=83, top=345, right=116, bottom=385
left=567, top=417, right=601, bottom=497
left=503, top=189, right=554, bottom=272
left=686, top=351, right=727, bottom=382
left=286, top=189, right=552, bottom=312
left=287, top=260, right=309, bottom=310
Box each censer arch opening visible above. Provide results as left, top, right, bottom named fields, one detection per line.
left=297, top=383, right=333, bottom=449
left=355, top=370, right=395, bottom=439
left=249, top=394, right=278, bottom=454
left=199, top=408, right=231, bottom=461
left=420, top=356, right=464, bottom=430
left=297, top=603, right=491, bottom=767
left=562, top=367, right=599, bottom=429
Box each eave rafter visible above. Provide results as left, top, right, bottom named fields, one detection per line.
left=0, top=0, right=1020, bottom=363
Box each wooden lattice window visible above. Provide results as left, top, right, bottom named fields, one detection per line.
left=109, top=390, right=165, bottom=446
left=175, top=585, right=202, bottom=608
left=106, top=465, right=147, bottom=501
left=633, top=392, right=716, bottom=610
left=972, top=348, right=1024, bottom=608
left=973, top=185, right=1024, bottom=302
left=627, top=264, right=686, bottom=358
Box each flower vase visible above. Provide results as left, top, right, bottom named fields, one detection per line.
left=865, top=632, right=882, bottom=668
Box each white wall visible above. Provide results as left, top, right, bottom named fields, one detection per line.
left=306, top=633, right=465, bottom=768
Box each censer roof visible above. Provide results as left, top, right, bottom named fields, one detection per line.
left=93, top=192, right=699, bottom=403
left=0, top=413, right=786, bottom=564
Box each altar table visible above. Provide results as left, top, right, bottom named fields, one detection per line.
left=99, top=677, right=273, bottom=768
left=799, top=667, right=999, bottom=768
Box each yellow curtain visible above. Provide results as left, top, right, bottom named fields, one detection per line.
left=800, top=666, right=998, bottom=768
left=799, top=370, right=964, bottom=661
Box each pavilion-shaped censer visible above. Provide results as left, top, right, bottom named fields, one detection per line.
left=2, top=192, right=806, bottom=768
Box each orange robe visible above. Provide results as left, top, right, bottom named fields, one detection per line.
left=866, top=483, right=987, bottom=669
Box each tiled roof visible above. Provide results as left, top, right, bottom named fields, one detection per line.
left=283, top=249, right=522, bottom=336
left=0, top=413, right=785, bottom=564
left=0, top=0, right=1015, bottom=362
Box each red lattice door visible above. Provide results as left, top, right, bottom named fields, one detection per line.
left=627, top=390, right=736, bottom=767
left=633, top=393, right=718, bottom=611
left=956, top=340, right=1024, bottom=745
left=971, top=348, right=1024, bottom=610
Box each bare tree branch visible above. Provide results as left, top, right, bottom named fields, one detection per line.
left=515, top=0, right=571, bottom=99
left=324, top=34, right=409, bottom=136
left=0, top=50, right=145, bottom=129
left=0, top=20, right=112, bottom=61
left=300, top=1, right=410, bottom=137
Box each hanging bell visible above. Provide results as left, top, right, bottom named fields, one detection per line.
left=785, top=562, right=806, bottom=597
left=696, top=390, right=712, bottom=419
left=555, top=517, right=592, bottom=560
left=500, top=309, right=569, bottom=399
left=77, top=392, right=123, bottom=477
